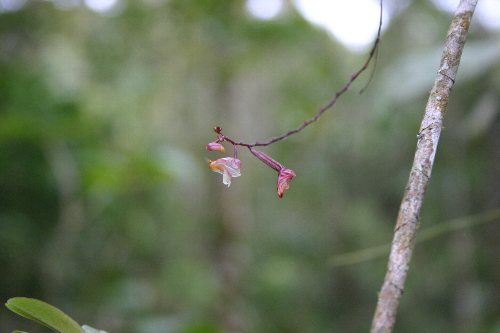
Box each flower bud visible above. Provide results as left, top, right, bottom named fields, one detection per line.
left=249, top=149, right=283, bottom=172
left=206, top=141, right=225, bottom=152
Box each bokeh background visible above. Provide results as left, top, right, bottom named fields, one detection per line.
left=1, top=0, right=499, bottom=332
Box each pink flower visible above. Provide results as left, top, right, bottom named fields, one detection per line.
left=277, top=168, right=296, bottom=198
left=208, top=157, right=241, bottom=187
left=206, top=141, right=225, bottom=152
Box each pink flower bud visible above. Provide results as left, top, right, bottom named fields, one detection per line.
left=206, top=141, right=225, bottom=152
left=277, top=168, right=296, bottom=198
left=208, top=157, right=241, bottom=187
left=249, top=148, right=283, bottom=172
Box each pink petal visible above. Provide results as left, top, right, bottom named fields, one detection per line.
left=208, top=157, right=241, bottom=187
left=277, top=168, right=296, bottom=198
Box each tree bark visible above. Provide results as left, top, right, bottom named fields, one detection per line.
left=369, top=1, right=478, bottom=332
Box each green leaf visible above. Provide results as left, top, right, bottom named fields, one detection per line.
left=5, top=298, right=84, bottom=333
left=12, top=331, right=30, bottom=333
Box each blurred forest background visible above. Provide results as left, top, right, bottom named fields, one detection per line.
left=1, top=0, right=499, bottom=332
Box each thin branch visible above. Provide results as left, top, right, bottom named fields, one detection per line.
left=359, top=43, right=379, bottom=95
left=370, top=1, right=478, bottom=333
left=329, top=208, right=500, bottom=268
left=219, top=0, right=383, bottom=148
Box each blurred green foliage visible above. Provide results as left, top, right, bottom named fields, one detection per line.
left=1, top=1, right=499, bottom=332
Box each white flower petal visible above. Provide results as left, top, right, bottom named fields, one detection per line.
left=209, top=157, right=241, bottom=187
left=222, top=171, right=232, bottom=187
left=225, top=165, right=241, bottom=177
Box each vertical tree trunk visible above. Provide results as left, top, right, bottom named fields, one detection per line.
left=370, top=1, right=478, bottom=332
